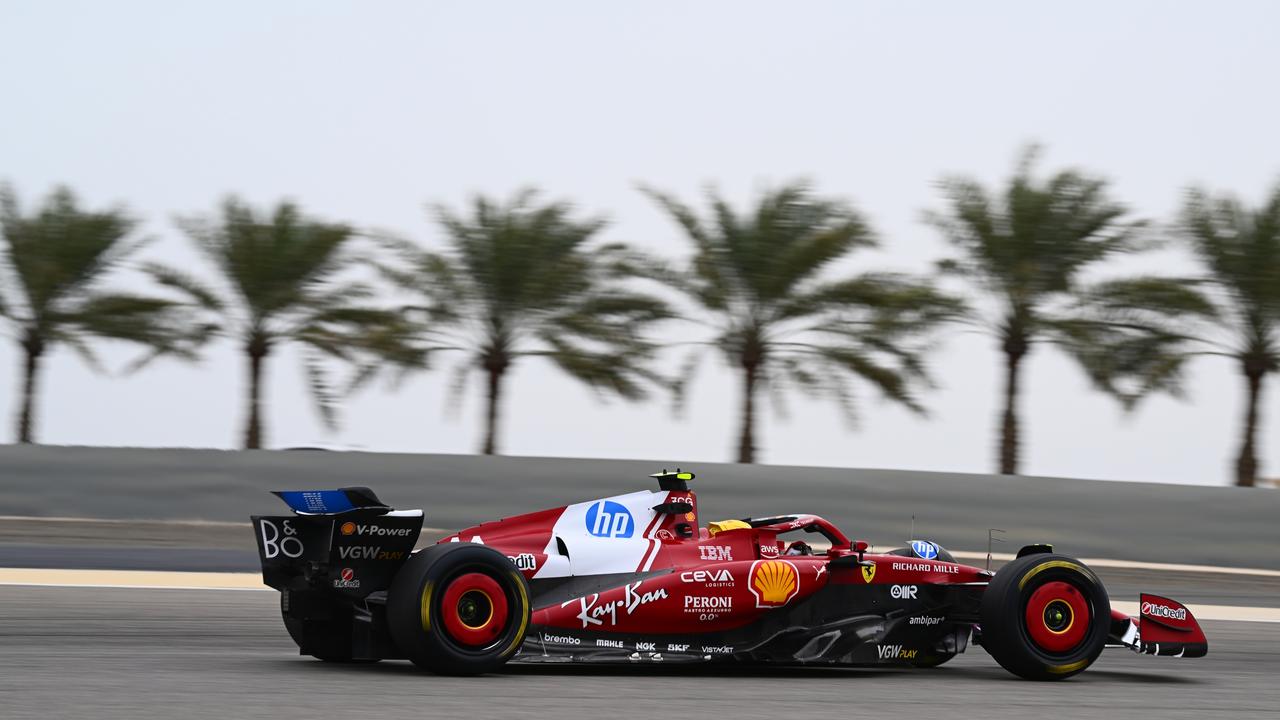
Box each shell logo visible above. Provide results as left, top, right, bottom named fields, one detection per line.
left=749, top=559, right=799, bottom=608
left=340, top=521, right=356, bottom=536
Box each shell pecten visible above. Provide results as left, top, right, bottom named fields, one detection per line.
left=750, top=559, right=799, bottom=607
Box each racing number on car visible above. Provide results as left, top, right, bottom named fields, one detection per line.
left=260, top=519, right=304, bottom=559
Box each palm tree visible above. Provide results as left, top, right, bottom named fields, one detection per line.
left=373, top=191, right=671, bottom=455
left=162, top=197, right=425, bottom=448
left=928, top=148, right=1214, bottom=475
left=0, top=185, right=209, bottom=442
left=644, top=182, right=962, bottom=464
left=1179, top=182, right=1280, bottom=486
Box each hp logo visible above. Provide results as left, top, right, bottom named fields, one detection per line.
left=910, top=540, right=939, bottom=560
left=585, top=500, right=634, bottom=538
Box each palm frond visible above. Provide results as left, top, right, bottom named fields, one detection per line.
left=303, top=353, right=340, bottom=431
left=0, top=185, right=141, bottom=322
left=1044, top=276, right=1217, bottom=408
left=648, top=182, right=960, bottom=436
left=409, top=190, right=673, bottom=413
left=531, top=334, right=654, bottom=401
left=143, top=261, right=226, bottom=312
left=178, top=197, right=358, bottom=325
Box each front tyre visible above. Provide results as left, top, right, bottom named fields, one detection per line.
left=980, top=553, right=1110, bottom=680
left=387, top=543, right=531, bottom=675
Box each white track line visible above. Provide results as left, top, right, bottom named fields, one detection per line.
left=0, top=568, right=266, bottom=590
left=1111, top=601, right=1280, bottom=623
left=0, top=515, right=252, bottom=528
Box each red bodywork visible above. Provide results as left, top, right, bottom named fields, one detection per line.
left=442, top=486, right=986, bottom=640
left=436, top=482, right=1203, bottom=663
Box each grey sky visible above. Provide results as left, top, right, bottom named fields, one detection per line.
left=1, top=1, right=1277, bottom=485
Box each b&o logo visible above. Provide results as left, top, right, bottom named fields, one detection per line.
left=585, top=500, right=634, bottom=538
left=260, top=519, right=304, bottom=559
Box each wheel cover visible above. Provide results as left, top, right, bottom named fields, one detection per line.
left=440, top=572, right=509, bottom=648
left=1024, top=580, right=1089, bottom=653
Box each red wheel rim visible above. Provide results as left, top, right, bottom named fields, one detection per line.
left=440, top=572, right=509, bottom=648
left=1024, top=580, right=1089, bottom=653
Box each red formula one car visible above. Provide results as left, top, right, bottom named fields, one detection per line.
left=251, top=470, right=1207, bottom=680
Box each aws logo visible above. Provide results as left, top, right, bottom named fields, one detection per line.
left=749, top=559, right=799, bottom=608
left=585, top=500, right=634, bottom=538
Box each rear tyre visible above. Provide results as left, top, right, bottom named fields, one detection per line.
left=387, top=543, right=531, bottom=675
left=980, top=553, right=1110, bottom=680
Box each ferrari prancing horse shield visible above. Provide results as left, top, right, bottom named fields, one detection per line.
left=861, top=562, right=876, bottom=583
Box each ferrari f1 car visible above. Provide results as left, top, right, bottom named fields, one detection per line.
left=251, top=470, right=1207, bottom=680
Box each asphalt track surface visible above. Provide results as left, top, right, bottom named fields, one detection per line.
left=0, top=585, right=1275, bottom=720
left=3, top=449, right=1278, bottom=718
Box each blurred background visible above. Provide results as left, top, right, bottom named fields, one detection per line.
left=1, top=0, right=1278, bottom=487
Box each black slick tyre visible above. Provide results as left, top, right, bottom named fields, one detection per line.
left=980, top=553, right=1110, bottom=680
left=387, top=543, right=531, bottom=675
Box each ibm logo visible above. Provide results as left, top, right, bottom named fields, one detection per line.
left=585, top=500, right=634, bottom=538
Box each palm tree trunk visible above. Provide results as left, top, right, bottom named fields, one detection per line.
left=16, top=334, right=45, bottom=444
left=1234, top=363, right=1265, bottom=487
left=998, top=336, right=1028, bottom=475
left=736, top=361, right=759, bottom=464
left=244, top=338, right=269, bottom=450
left=481, top=362, right=506, bottom=455
left=479, top=348, right=511, bottom=455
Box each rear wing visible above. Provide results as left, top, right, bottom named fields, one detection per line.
left=271, top=486, right=392, bottom=515
left=251, top=487, right=423, bottom=596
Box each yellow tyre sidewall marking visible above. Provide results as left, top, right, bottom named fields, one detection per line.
left=501, top=571, right=530, bottom=657
left=420, top=580, right=434, bottom=632
left=1018, top=560, right=1098, bottom=591
left=1047, top=659, right=1090, bottom=675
